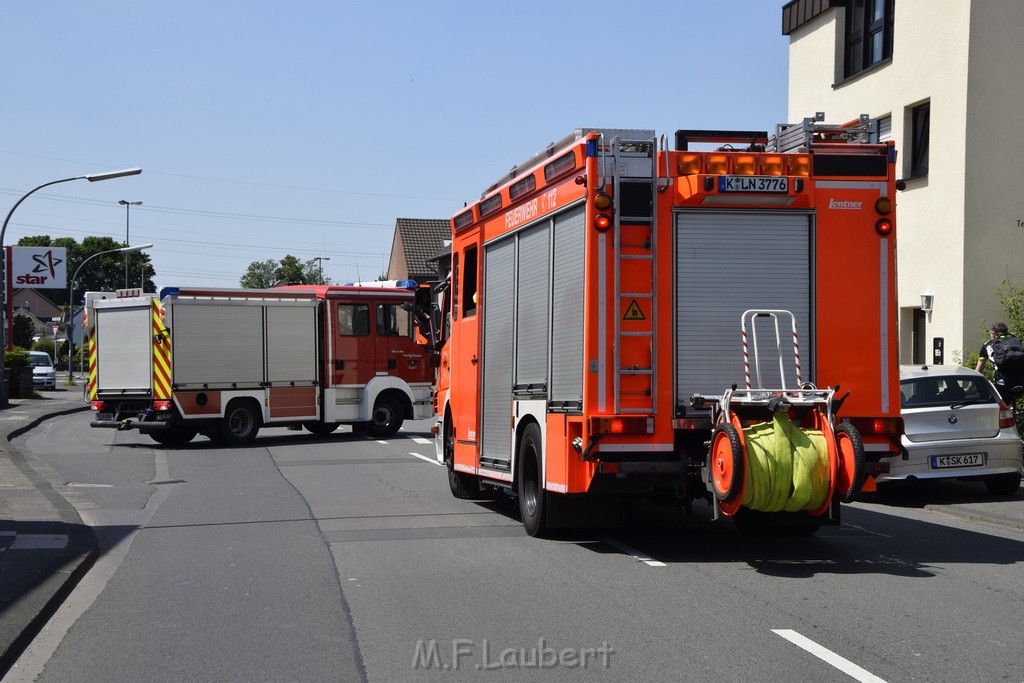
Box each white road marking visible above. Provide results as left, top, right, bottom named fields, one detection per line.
left=66, top=482, right=114, bottom=488
left=410, top=437, right=432, bottom=445
left=772, top=629, right=887, bottom=683
left=601, top=537, right=666, bottom=567
left=409, top=451, right=442, bottom=467
left=9, top=453, right=175, bottom=680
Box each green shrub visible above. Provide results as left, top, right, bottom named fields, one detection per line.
left=4, top=347, right=30, bottom=397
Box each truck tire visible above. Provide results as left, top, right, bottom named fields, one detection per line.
left=444, top=416, right=480, bottom=499
left=366, top=394, right=403, bottom=438
left=517, top=422, right=551, bottom=537
left=150, top=427, right=197, bottom=447
left=304, top=422, right=340, bottom=436
left=219, top=400, right=261, bottom=445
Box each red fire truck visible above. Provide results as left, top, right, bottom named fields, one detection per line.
left=88, top=283, right=435, bottom=445
left=435, top=115, right=903, bottom=536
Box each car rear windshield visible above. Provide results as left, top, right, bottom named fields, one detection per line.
left=900, top=376, right=997, bottom=408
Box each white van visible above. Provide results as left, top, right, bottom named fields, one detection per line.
left=27, top=351, right=56, bottom=390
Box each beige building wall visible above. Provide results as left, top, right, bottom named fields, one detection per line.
left=786, top=0, right=1023, bottom=365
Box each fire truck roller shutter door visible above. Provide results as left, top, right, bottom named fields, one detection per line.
left=675, top=212, right=812, bottom=401
left=515, top=223, right=550, bottom=394
left=551, top=207, right=586, bottom=410
left=481, top=238, right=516, bottom=469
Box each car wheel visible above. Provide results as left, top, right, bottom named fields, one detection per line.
left=984, top=472, right=1021, bottom=496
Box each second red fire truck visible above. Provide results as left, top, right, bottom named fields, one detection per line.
left=88, top=283, right=436, bottom=445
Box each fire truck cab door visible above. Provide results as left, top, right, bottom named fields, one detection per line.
left=331, top=301, right=376, bottom=385
left=375, top=303, right=432, bottom=384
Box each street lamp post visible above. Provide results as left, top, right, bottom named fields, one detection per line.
left=118, top=199, right=142, bottom=288
left=67, top=242, right=153, bottom=384
left=0, top=168, right=141, bottom=402
left=316, top=256, right=330, bottom=284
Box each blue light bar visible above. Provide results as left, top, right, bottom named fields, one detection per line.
left=159, top=286, right=180, bottom=300
left=586, top=140, right=598, bottom=157
left=343, top=279, right=418, bottom=290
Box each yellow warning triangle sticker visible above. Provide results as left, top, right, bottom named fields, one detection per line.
left=623, top=300, right=646, bottom=321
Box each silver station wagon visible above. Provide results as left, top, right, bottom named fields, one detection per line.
left=878, top=365, right=1023, bottom=495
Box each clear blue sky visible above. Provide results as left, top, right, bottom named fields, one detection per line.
left=0, top=1, right=790, bottom=291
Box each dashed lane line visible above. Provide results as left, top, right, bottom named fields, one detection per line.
left=408, top=451, right=442, bottom=467
left=600, top=536, right=667, bottom=567
left=772, top=629, right=887, bottom=683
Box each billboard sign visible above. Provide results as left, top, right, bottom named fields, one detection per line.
left=8, top=247, right=67, bottom=289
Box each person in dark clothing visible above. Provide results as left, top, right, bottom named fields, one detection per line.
left=975, top=322, right=1024, bottom=403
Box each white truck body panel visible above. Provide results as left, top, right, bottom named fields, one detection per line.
left=165, top=297, right=318, bottom=389
left=93, top=299, right=153, bottom=395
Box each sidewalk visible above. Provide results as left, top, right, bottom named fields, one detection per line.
left=0, top=383, right=95, bottom=676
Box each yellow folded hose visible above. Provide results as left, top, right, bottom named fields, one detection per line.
left=741, top=412, right=830, bottom=512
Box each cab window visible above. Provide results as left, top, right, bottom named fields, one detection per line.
left=338, top=304, right=370, bottom=336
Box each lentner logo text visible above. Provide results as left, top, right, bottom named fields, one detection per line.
left=828, top=199, right=863, bottom=210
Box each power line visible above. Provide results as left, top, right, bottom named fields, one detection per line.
left=0, top=187, right=401, bottom=229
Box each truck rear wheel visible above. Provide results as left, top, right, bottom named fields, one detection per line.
left=150, top=427, right=197, bottom=447
left=304, top=422, right=339, bottom=436
left=517, top=422, right=551, bottom=537
left=219, top=400, right=261, bottom=445
left=366, top=394, right=403, bottom=438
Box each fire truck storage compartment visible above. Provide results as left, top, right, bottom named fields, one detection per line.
left=168, top=298, right=318, bottom=389
left=675, top=211, right=813, bottom=402
left=482, top=238, right=515, bottom=468
left=95, top=303, right=154, bottom=393
left=480, top=205, right=586, bottom=468
left=550, top=208, right=585, bottom=411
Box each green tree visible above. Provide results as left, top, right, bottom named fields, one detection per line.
left=12, top=314, right=35, bottom=348
left=239, top=259, right=279, bottom=288
left=239, top=256, right=331, bottom=288
left=276, top=255, right=308, bottom=285
left=969, top=278, right=1024, bottom=375
left=33, top=337, right=55, bottom=356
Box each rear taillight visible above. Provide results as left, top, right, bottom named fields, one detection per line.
left=153, top=400, right=172, bottom=411
left=847, top=416, right=904, bottom=436
left=998, top=401, right=1014, bottom=429
left=90, top=400, right=104, bottom=412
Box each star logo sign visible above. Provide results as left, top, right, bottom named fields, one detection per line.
left=31, top=251, right=63, bottom=278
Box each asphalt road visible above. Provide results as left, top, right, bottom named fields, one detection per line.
left=5, top=411, right=1024, bottom=682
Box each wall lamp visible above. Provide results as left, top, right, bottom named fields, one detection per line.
left=920, top=288, right=934, bottom=312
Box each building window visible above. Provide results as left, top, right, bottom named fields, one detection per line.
left=877, top=114, right=892, bottom=142
left=844, top=0, right=894, bottom=78
left=910, top=102, right=929, bottom=178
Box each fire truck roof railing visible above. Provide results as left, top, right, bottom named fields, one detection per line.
left=484, top=128, right=655, bottom=196
left=767, top=113, right=879, bottom=153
